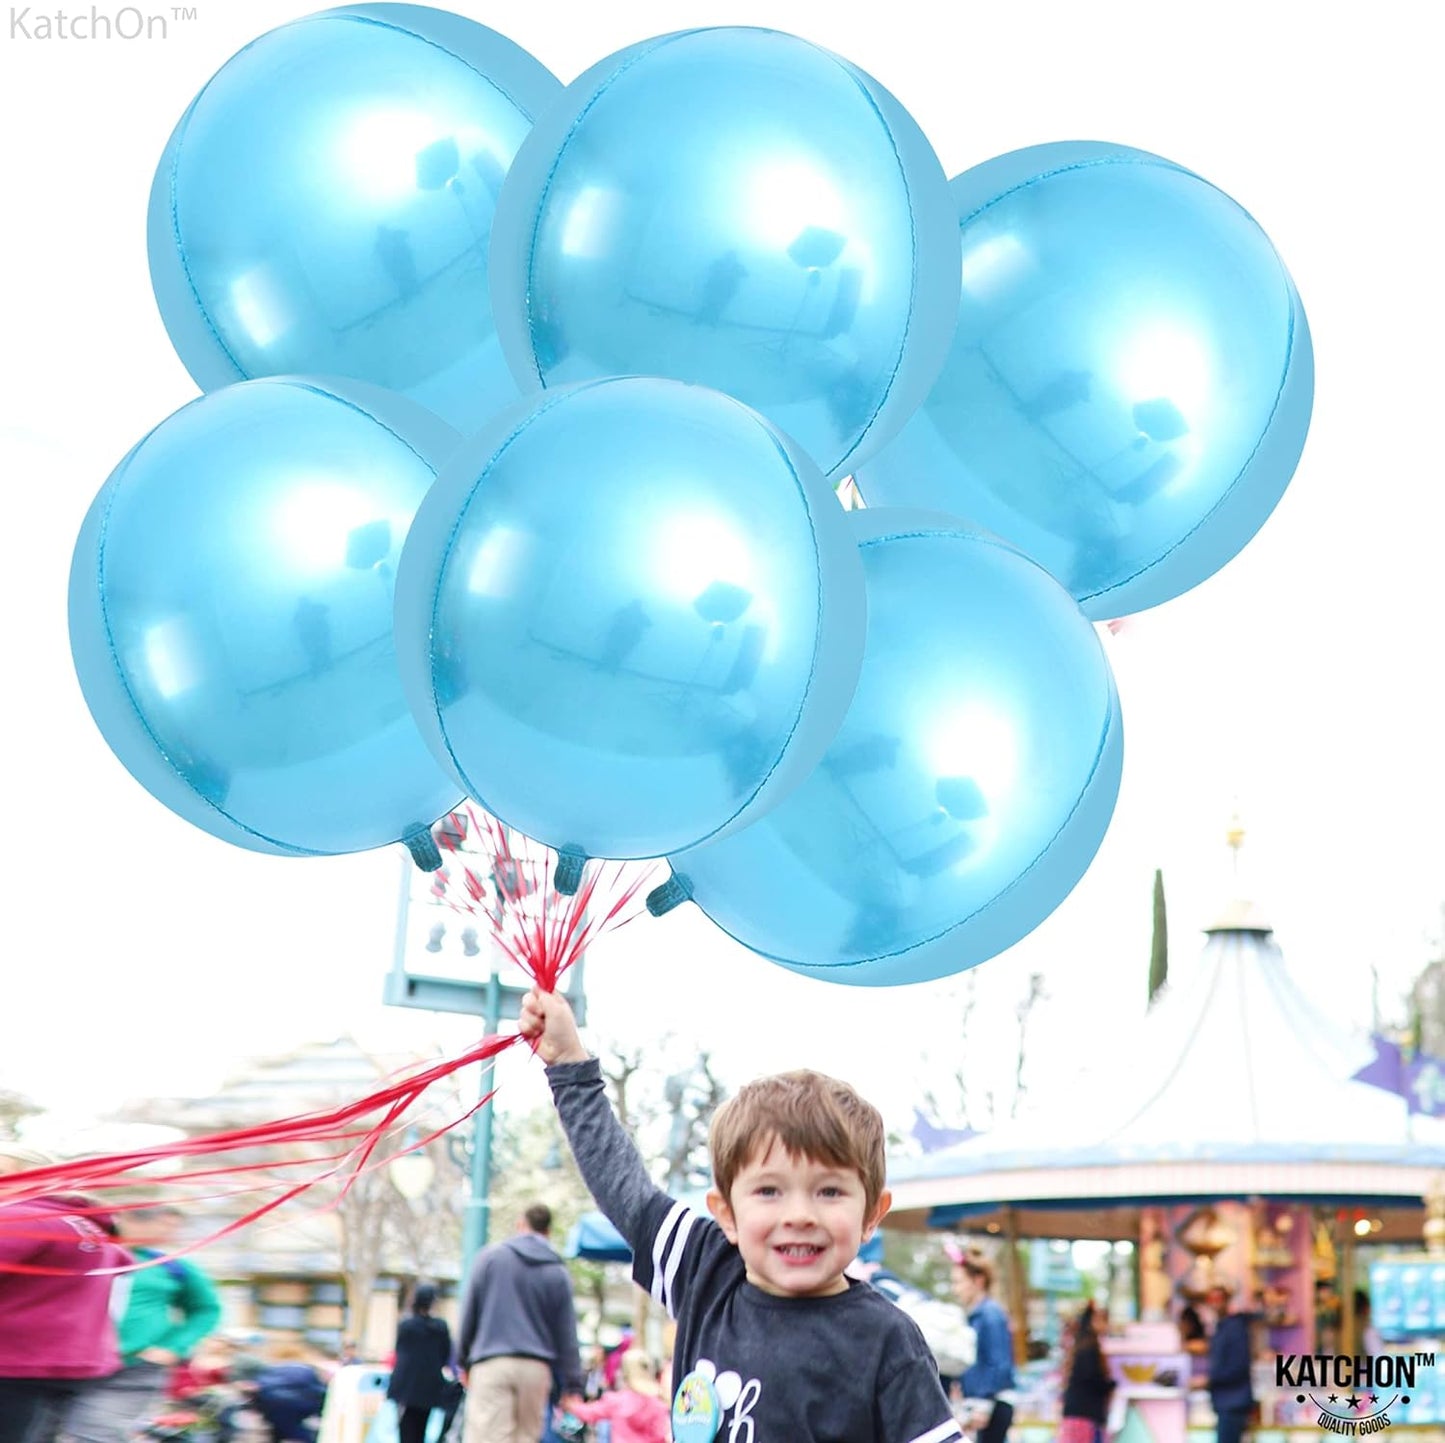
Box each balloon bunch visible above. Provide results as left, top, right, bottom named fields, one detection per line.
left=69, top=5, right=1312, bottom=987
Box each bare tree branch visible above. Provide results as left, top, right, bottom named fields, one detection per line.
left=1011, top=972, right=1047, bottom=1118
left=599, top=1043, right=648, bottom=1141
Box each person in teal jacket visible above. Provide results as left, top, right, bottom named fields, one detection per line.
left=67, top=1206, right=223, bottom=1443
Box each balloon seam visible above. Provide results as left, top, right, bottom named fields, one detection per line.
left=165, top=92, right=250, bottom=382
left=286, top=378, right=437, bottom=472
left=91, top=435, right=318, bottom=857
left=307, top=12, right=547, bottom=121
left=855, top=522, right=1021, bottom=560
left=1078, top=270, right=1300, bottom=608
left=519, top=31, right=697, bottom=388
left=822, top=58, right=919, bottom=477
left=954, top=155, right=1188, bottom=232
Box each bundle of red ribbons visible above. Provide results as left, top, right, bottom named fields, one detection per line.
left=0, top=808, right=656, bottom=1275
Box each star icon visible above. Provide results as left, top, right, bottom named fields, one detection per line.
left=1346, top=1395, right=1362, bottom=1411
left=1329, top=1395, right=1339, bottom=1405
left=1370, top=1394, right=1380, bottom=1405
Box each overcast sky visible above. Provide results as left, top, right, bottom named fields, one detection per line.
left=1, top=0, right=1440, bottom=1150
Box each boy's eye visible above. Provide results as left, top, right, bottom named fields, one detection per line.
left=819, top=1185, right=844, bottom=1198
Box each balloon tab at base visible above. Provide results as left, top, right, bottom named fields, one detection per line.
left=554, top=847, right=588, bottom=896
left=404, top=828, right=443, bottom=873
left=647, top=872, right=693, bottom=917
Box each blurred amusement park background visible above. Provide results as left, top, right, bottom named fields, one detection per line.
left=6, top=814, right=1445, bottom=1440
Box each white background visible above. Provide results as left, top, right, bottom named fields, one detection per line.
left=0, top=0, right=1440, bottom=1140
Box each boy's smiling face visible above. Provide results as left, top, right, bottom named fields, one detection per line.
left=707, top=1135, right=890, bottom=1298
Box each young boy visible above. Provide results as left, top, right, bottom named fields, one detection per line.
left=520, top=988, right=964, bottom=1443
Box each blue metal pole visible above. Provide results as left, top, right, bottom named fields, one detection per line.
left=462, top=970, right=502, bottom=1276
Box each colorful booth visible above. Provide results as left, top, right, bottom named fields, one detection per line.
left=886, top=879, right=1445, bottom=1443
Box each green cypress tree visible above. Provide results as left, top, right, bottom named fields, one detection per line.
left=1148, top=868, right=1169, bottom=1006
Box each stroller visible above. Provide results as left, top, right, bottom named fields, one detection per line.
left=131, top=1385, right=255, bottom=1443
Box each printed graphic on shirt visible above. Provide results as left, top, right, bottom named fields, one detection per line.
left=671, top=1366, right=722, bottom=1443
left=675, top=1359, right=760, bottom=1443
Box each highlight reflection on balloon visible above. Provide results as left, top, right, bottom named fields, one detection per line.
left=147, top=3, right=559, bottom=433
left=854, top=141, right=1313, bottom=618
left=489, top=26, right=960, bottom=481
left=68, top=377, right=464, bottom=858
left=394, top=377, right=867, bottom=862
left=657, top=509, right=1123, bottom=985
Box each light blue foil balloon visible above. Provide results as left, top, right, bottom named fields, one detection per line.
left=652, top=509, right=1123, bottom=986
left=394, top=377, right=867, bottom=863
left=148, top=4, right=559, bottom=434
left=854, top=142, right=1314, bottom=619
left=489, top=26, right=960, bottom=481
left=69, top=377, right=464, bottom=861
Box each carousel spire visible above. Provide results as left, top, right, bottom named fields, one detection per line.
left=1204, top=805, right=1272, bottom=935
left=1225, top=808, right=1245, bottom=867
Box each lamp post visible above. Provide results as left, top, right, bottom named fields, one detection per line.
left=383, top=837, right=587, bottom=1287
left=464, top=968, right=509, bottom=1266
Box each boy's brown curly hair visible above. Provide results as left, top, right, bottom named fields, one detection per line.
left=708, top=1069, right=887, bottom=1217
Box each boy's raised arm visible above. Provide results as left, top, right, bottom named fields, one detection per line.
left=521, top=989, right=672, bottom=1248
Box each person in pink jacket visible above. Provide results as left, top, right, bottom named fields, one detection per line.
left=0, top=1146, right=132, bottom=1443
left=565, top=1352, right=670, bottom=1443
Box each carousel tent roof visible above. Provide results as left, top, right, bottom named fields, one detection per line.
left=887, top=890, right=1445, bottom=1231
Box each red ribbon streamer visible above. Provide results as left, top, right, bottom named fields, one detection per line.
left=1, top=810, right=659, bottom=1275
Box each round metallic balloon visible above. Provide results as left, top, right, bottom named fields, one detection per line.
left=68, top=377, right=464, bottom=858
left=854, top=141, right=1314, bottom=619
left=658, top=508, right=1124, bottom=986
left=148, top=3, right=559, bottom=433
left=489, top=26, right=960, bottom=482
left=394, top=376, right=867, bottom=862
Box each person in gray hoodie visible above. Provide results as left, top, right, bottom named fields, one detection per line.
left=456, top=1204, right=583, bottom=1443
